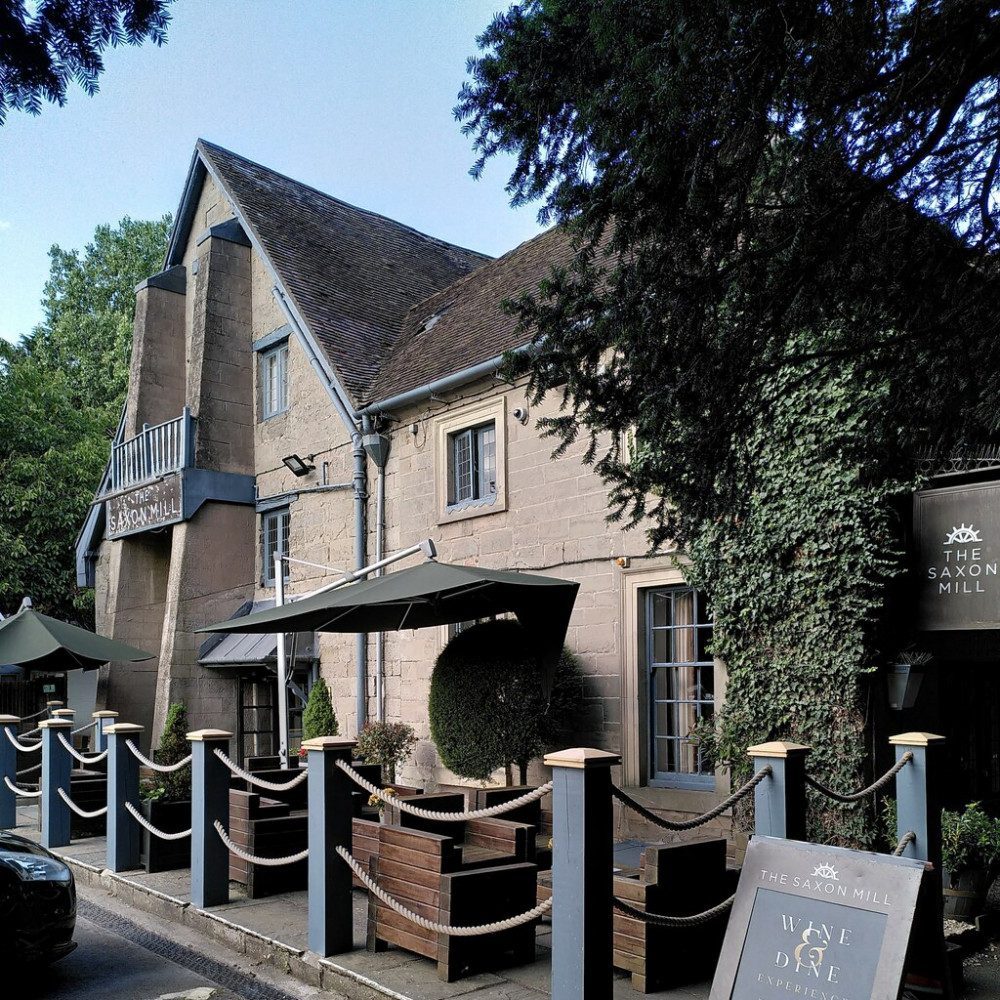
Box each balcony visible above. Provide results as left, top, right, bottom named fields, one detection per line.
left=110, top=408, right=195, bottom=494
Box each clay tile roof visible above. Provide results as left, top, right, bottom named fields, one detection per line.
left=196, top=141, right=492, bottom=405
left=366, top=224, right=580, bottom=407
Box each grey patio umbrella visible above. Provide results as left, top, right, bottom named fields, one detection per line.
left=196, top=558, right=579, bottom=690
left=0, top=608, right=155, bottom=672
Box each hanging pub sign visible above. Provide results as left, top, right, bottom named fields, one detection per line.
left=710, top=837, right=929, bottom=1000
left=106, top=476, right=183, bottom=539
left=914, top=481, right=1000, bottom=629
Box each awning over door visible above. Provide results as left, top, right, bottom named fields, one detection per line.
left=198, top=600, right=316, bottom=670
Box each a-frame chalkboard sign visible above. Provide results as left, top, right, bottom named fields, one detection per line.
left=711, top=836, right=952, bottom=1000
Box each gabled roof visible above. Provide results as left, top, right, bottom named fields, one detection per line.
left=366, top=224, right=576, bottom=407
left=167, top=141, right=492, bottom=406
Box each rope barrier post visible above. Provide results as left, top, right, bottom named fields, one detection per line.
left=544, top=747, right=621, bottom=1000
left=93, top=711, right=118, bottom=755
left=189, top=729, right=233, bottom=908
left=106, top=724, right=144, bottom=872
left=46, top=700, right=64, bottom=719
left=306, top=736, right=357, bottom=956
left=891, top=732, right=946, bottom=870
left=747, top=741, right=810, bottom=841
left=39, top=717, right=74, bottom=848
left=0, top=715, right=19, bottom=829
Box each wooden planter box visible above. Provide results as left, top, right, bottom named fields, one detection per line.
left=139, top=799, right=191, bottom=873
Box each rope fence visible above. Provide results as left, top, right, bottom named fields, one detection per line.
left=57, top=786, right=107, bottom=819
left=804, top=752, right=913, bottom=804
left=126, top=739, right=192, bottom=772
left=337, top=759, right=553, bottom=820
left=4, top=727, right=40, bottom=754
left=611, top=766, right=772, bottom=832
left=215, top=749, right=308, bottom=791
left=214, top=820, right=309, bottom=866
left=58, top=732, right=108, bottom=766
left=612, top=892, right=736, bottom=926
left=893, top=830, right=917, bottom=857
left=124, top=800, right=192, bottom=840
left=3, top=775, right=41, bottom=797
left=338, top=844, right=552, bottom=936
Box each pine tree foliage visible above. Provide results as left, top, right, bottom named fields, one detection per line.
left=155, top=702, right=191, bottom=802
left=301, top=677, right=339, bottom=741
left=0, top=0, right=174, bottom=124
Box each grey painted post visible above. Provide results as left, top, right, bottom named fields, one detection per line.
left=46, top=700, right=64, bottom=718
left=891, top=731, right=946, bottom=870
left=93, top=711, right=118, bottom=754
left=748, top=741, right=811, bottom=841
left=0, top=715, right=19, bottom=829
left=306, top=736, right=357, bottom=956
left=40, top=718, right=74, bottom=848
left=544, top=747, right=621, bottom=1000
left=189, top=729, right=232, bottom=908
left=106, top=724, right=143, bottom=872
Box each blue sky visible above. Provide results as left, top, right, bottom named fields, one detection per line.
left=0, top=1, right=543, bottom=345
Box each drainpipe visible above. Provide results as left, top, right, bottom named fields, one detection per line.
left=353, top=435, right=367, bottom=734
left=361, top=417, right=391, bottom=722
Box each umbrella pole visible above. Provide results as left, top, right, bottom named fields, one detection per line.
left=275, top=555, right=290, bottom=769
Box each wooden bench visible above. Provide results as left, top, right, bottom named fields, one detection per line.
left=612, top=838, right=734, bottom=993
left=365, top=821, right=539, bottom=981
left=228, top=789, right=308, bottom=897
left=474, top=785, right=552, bottom=869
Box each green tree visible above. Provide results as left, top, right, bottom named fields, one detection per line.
left=154, top=702, right=191, bottom=802
left=301, top=677, right=339, bottom=741
left=456, top=2, right=1000, bottom=841
left=0, top=0, right=174, bottom=124
left=0, top=216, right=170, bottom=621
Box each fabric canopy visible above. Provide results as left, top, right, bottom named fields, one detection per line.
left=0, top=608, right=155, bottom=673
left=196, top=559, right=579, bottom=689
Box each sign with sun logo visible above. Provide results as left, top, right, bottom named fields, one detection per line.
left=914, top=482, right=1000, bottom=629
left=711, top=837, right=941, bottom=1000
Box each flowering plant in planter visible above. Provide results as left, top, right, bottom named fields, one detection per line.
left=355, top=721, right=417, bottom=783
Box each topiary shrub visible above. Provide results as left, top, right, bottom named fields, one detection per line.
left=154, top=702, right=191, bottom=802
left=429, top=619, right=583, bottom=785
left=302, top=676, right=339, bottom=741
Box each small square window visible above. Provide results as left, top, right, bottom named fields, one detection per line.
left=449, top=422, right=497, bottom=506
left=260, top=343, right=289, bottom=419
left=262, top=508, right=290, bottom=586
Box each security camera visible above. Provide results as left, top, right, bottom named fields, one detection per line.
left=512, top=406, right=528, bottom=424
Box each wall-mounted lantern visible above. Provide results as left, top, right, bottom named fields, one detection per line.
left=282, top=453, right=315, bottom=477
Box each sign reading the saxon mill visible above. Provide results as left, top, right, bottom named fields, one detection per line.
left=106, top=477, right=183, bottom=539
left=914, top=482, right=1000, bottom=629
left=711, top=837, right=927, bottom=1000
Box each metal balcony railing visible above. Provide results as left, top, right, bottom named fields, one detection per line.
left=110, top=408, right=195, bottom=493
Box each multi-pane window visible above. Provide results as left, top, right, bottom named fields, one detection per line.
left=262, top=508, right=290, bottom=586
left=449, top=422, right=496, bottom=506
left=260, top=342, right=289, bottom=419
left=647, top=586, right=714, bottom=789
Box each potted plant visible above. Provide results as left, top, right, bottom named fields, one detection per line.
left=140, top=702, right=192, bottom=873
left=886, top=647, right=932, bottom=710
left=941, top=802, right=1000, bottom=919
left=355, top=720, right=417, bottom=784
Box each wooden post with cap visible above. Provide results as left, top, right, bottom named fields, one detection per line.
left=748, top=741, right=811, bottom=842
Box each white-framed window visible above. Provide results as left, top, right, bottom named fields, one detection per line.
left=435, top=397, right=507, bottom=522
left=260, top=342, right=289, bottom=419
left=621, top=568, right=723, bottom=798
left=261, top=508, right=290, bottom=586
left=450, top=422, right=497, bottom=505
left=646, top=586, right=714, bottom=789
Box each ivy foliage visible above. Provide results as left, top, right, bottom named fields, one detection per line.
left=685, top=354, right=912, bottom=845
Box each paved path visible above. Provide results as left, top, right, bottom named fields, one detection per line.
left=13, top=805, right=1000, bottom=999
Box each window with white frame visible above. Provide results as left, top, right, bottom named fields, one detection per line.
left=261, top=508, right=290, bottom=586
left=450, top=422, right=497, bottom=506
left=646, top=586, right=714, bottom=789
left=435, top=398, right=507, bottom=522
left=260, top=341, right=289, bottom=419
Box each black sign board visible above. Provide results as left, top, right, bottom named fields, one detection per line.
left=914, top=481, right=1000, bottom=629
left=711, top=837, right=929, bottom=1000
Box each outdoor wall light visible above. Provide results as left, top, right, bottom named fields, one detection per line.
left=282, top=453, right=315, bottom=477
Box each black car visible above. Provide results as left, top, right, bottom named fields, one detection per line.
left=0, top=830, right=77, bottom=964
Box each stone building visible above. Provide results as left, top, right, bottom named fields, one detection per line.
left=76, top=140, right=730, bottom=836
